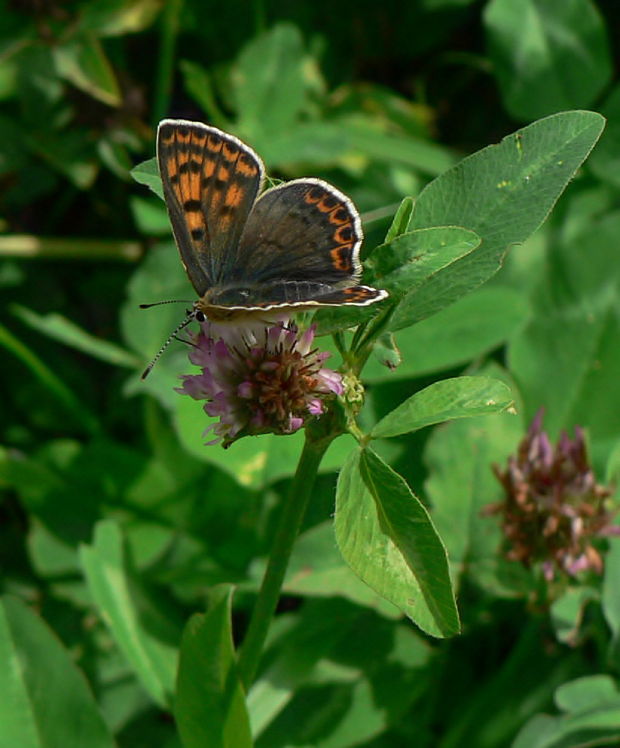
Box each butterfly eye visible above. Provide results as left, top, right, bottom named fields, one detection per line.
left=194, top=310, right=206, bottom=322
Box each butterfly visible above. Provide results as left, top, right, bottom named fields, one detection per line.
left=157, top=119, right=387, bottom=318
left=141, top=120, right=388, bottom=377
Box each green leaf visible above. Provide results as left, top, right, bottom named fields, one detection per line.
left=121, top=239, right=189, bottom=355
left=555, top=676, right=620, bottom=712
left=52, top=32, right=121, bottom=107
left=341, top=120, right=458, bottom=176
left=371, top=226, right=480, bottom=292
left=315, top=226, right=479, bottom=335
left=80, top=521, right=178, bottom=708
left=377, top=226, right=481, bottom=331
left=606, top=442, right=620, bottom=492
left=513, top=680, right=620, bottom=748
left=256, top=676, right=383, bottom=746
left=0, top=114, right=27, bottom=174
left=484, top=0, right=612, bottom=121
left=16, top=45, right=63, bottom=126
left=97, top=134, right=132, bottom=179
left=603, top=539, right=620, bottom=638
left=78, top=0, right=162, bottom=36
left=12, top=305, right=140, bottom=369
left=507, top=211, right=620, bottom=456
left=371, top=332, right=402, bottom=371
left=180, top=60, right=230, bottom=129
left=384, top=196, right=415, bottom=243
left=0, top=595, right=114, bottom=748
left=130, top=195, right=170, bottom=235
left=589, top=85, right=620, bottom=188
left=550, top=586, right=599, bottom=645
left=424, top=403, right=525, bottom=593
left=175, top=586, right=252, bottom=748
left=247, top=598, right=396, bottom=741
left=283, top=522, right=400, bottom=618
left=27, top=129, right=98, bottom=189
left=363, top=286, right=530, bottom=382
left=335, top=447, right=459, bottom=637
left=0, top=322, right=99, bottom=435
left=131, top=157, right=162, bottom=199
left=371, top=375, right=514, bottom=439
left=233, top=23, right=310, bottom=138
left=259, top=119, right=457, bottom=175
left=0, top=57, right=18, bottom=100
left=410, top=111, right=605, bottom=318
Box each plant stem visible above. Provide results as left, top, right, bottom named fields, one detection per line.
left=237, top=431, right=332, bottom=689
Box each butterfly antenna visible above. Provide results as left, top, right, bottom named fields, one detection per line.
left=141, top=311, right=196, bottom=380
left=139, top=299, right=193, bottom=309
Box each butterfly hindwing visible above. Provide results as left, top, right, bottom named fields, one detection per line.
left=157, top=120, right=264, bottom=294
left=205, top=279, right=387, bottom=311
left=231, top=179, right=363, bottom=288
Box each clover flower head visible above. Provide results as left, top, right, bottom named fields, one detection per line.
left=176, top=316, right=343, bottom=448
left=488, top=409, right=619, bottom=580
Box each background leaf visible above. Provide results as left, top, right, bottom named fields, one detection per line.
left=0, top=595, right=115, bottom=748
left=52, top=32, right=122, bottom=107
left=175, top=586, right=252, bottom=748
left=424, top=401, right=525, bottom=592
left=507, top=210, right=620, bottom=463
left=80, top=521, right=179, bottom=708
left=484, top=0, right=612, bottom=120
left=12, top=304, right=140, bottom=368
left=232, top=23, right=311, bottom=140
left=131, top=158, right=162, bottom=199
left=589, top=84, right=620, bottom=188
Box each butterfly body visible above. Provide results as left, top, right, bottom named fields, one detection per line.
left=157, top=119, right=387, bottom=318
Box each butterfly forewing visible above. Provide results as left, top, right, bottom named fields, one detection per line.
left=157, top=120, right=264, bottom=294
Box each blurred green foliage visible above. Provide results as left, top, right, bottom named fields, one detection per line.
left=2, top=0, right=620, bottom=746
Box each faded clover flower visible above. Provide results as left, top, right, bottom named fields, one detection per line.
left=176, top=317, right=343, bottom=448
left=488, top=410, right=619, bottom=581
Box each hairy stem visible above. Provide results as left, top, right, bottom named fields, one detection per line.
left=237, top=430, right=333, bottom=689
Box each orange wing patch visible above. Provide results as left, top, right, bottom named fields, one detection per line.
left=316, top=195, right=338, bottom=214
left=222, top=141, right=240, bottom=161
left=330, top=246, right=354, bottom=272
left=225, top=183, right=244, bottom=208
left=207, top=133, right=223, bottom=152
left=341, top=287, right=378, bottom=303
left=329, top=207, right=350, bottom=225
left=237, top=153, right=259, bottom=177
left=166, top=156, right=178, bottom=183
left=333, top=224, right=354, bottom=245
left=304, top=186, right=324, bottom=205
left=202, top=158, right=216, bottom=180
